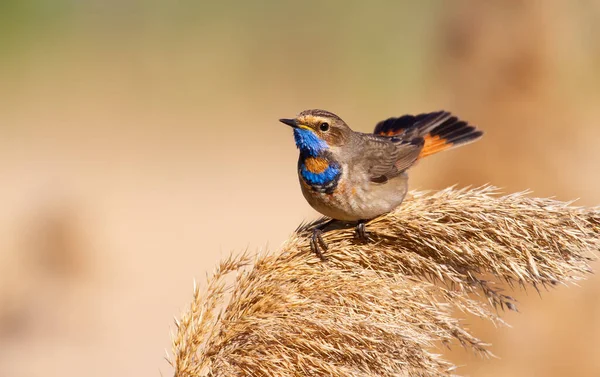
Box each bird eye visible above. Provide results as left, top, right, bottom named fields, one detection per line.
left=319, top=122, right=330, bottom=132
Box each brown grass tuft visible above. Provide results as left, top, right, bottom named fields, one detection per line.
left=170, top=186, right=599, bottom=377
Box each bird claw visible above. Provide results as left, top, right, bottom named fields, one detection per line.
left=310, top=228, right=328, bottom=261
left=354, top=221, right=371, bottom=242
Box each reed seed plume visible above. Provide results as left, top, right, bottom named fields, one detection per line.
left=170, top=186, right=599, bottom=377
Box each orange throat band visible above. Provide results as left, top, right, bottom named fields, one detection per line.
left=303, top=157, right=330, bottom=174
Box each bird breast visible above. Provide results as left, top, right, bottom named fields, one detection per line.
left=299, top=161, right=409, bottom=221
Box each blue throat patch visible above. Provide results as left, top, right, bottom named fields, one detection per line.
left=293, top=128, right=341, bottom=192
left=294, top=128, right=328, bottom=157
left=300, top=161, right=341, bottom=186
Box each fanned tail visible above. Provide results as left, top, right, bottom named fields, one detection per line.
left=373, top=111, right=483, bottom=159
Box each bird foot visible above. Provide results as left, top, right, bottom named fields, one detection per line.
left=354, top=221, right=371, bottom=242
left=308, top=219, right=371, bottom=260
left=310, top=227, right=328, bottom=261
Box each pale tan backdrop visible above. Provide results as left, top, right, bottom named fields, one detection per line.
left=1, top=1, right=599, bottom=376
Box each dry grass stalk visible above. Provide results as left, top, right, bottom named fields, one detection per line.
left=170, top=186, right=599, bottom=377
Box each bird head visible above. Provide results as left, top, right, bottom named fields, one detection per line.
left=279, top=109, right=351, bottom=156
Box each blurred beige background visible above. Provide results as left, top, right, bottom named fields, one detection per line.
left=1, top=1, right=599, bottom=376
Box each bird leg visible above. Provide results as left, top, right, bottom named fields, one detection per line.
left=308, top=219, right=371, bottom=260
left=354, top=220, right=371, bottom=242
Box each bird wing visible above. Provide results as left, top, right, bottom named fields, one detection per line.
left=360, top=111, right=481, bottom=183
left=360, top=134, right=424, bottom=183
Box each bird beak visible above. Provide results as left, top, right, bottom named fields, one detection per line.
left=279, top=118, right=298, bottom=128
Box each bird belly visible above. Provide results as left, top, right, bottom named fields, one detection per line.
left=300, top=171, right=408, bottom=221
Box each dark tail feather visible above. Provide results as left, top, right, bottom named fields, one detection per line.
left=373, top=111, right=483, bottom=159
left=418, top=112, right=483, bottom=158
left=373, top=111, right=446, bottom=137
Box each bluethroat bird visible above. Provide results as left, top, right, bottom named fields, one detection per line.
left=280, top=109, right=483, bottom=260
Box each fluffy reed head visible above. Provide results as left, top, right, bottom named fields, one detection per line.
left=170, top=186, right=599, bottom=377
